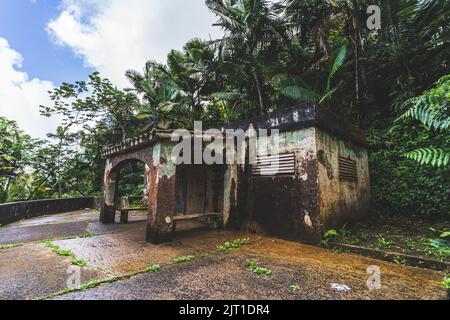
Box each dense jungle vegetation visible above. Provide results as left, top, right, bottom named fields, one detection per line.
left=0, top=0, right=448, bottom=218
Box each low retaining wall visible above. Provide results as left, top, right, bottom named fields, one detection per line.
left=0, top=197, right=100, bottom=226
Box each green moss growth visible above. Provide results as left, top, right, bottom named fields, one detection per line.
left=171, top=255, right=196, bottom=264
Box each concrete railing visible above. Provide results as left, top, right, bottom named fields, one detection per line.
left=0, top=197, right=101, bottom=226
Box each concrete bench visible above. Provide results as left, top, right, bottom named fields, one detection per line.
left=172, top=212, right=222, bottom=232
left=119, top=207, right=148, bottom=223
left=118, top=196, right=148, bottom=223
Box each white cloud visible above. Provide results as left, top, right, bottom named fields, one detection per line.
left=47, top=0, right=223, bottom=88
left=0, top=37, right=59, bottom=139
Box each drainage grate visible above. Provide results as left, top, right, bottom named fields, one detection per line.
left=251, top=153, right=296, bottom=176
left=338, top=156, right=357, bottom=181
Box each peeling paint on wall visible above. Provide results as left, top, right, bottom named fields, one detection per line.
left=304, top=211, right=313, bottom=228
left=152, top=143, right=161, bottom=167
left=317, top=149, right=334, bottom=179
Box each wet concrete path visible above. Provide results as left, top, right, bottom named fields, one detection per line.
left=0, top=210, right=447, bottom=300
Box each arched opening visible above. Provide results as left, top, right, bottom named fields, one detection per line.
left=100, top=142, right=226, bottom=243
left=115, top=160, right=148, bottom=222
left=100, top=156, right=151, bottom=224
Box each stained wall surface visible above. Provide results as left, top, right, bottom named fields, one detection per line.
left=243, top=128, right=322, bottom=241
left=315, top=129, right=371, bottom=230
left=241, top=126, right=370, bottom=241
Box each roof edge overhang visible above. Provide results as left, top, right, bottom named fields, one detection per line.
left=101, top=103, right=367, bottom=159
left=221, top=103, right=367, bottom=147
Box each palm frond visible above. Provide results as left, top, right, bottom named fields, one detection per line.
left=280, top=85, right=319, bottom=102
left=327, top=45, right=347, bottom=92
left=329, top=45, right=347, bottom=80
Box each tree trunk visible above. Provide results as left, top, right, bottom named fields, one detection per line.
left=254, top=73, right=265, bottom=115
left=27, top=171, right=55, bottom=201
left=355, top=45, right=359, bottom=104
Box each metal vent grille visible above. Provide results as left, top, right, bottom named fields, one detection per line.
left=252, top=153, right=295, bottom=176
left=339, top=156, right=357, bottom=181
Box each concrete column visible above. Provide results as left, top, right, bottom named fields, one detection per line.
left=223, top=164, right=239, bottom=226
left=146, top=143, right=177, bottom=244
left=100, top=170, right=118, bottom=224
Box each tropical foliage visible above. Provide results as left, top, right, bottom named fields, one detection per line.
left=1, top=0, right=448, bottom=218
left=396, top=75, right=449, bottom=167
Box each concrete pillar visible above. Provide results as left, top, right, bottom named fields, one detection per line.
left=223, top=164, right=239, bottom=226
left=146, top=143, right=177, bottom=244
left=100, top=170, right=118, bottom=224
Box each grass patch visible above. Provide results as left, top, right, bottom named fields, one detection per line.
left=443, top=277, right=450, bottom=298
left=0, top=243, right=24, bottom=250
left=171, top=255, right=196, bottom=264
left=38, top=276, right=122, bottom=300
left=79, top=277, right=121, bottom=290
left=393, top=257, right=407, bottom=265
left=424, top=238, right=450, bottom=261
left=43, top=240, right=88, bottom=267
left=245, top=259, right=272, bottom=276
left=443, top=277, right=450, bottom=289
left=377, top=235, right=392, bottom=249
left=46, top=234, right=92, bottom=242
left=216, top=238, right=251, bottom=252
left=290, top=284, right=301, bottom=291
left=144, top=264, right=161, bottom=273
left=71, top=258, right=88, bottom=267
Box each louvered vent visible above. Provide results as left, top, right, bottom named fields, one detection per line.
left=339, top=156, right=357, bottom=182
left=252, top=153, right=295, bottom=176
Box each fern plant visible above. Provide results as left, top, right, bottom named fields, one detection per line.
left=396, top=75, right=450, bottom=167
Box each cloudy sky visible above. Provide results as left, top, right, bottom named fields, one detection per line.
left=0, top=0, right=222, bottom=138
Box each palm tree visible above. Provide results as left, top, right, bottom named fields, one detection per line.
left=126, top=39, right=221, bottom=129
left=206, top=0, right=283, bottom=115
left=272, top=43, right=348, bottom=104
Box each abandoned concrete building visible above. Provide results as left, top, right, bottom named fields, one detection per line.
left=99, top=103, right=370, bottom=244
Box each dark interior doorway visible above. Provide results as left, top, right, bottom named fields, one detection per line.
left=175, top=164, right=225, bottom=216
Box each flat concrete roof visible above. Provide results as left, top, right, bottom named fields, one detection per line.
left=222, top=103, right=367, bottom=147
left=101, top=104, right=367, bottom=159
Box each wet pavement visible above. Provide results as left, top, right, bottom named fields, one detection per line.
left=0, top=210, right=447, bottom=300
left=0, top=243, right=106, bottom=300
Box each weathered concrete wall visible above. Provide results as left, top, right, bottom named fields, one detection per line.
left=223, top=164, right=247, bottom=228
left=244, top=128, right=322, bottom=241
left=146, top=142, right=177, bottom=243
left=0, top=197, right=96, bottom=226
left=315, top=129, right=371, bottom=230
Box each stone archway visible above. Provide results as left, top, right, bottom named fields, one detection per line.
left=99, top=146, right=152, bottom=224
